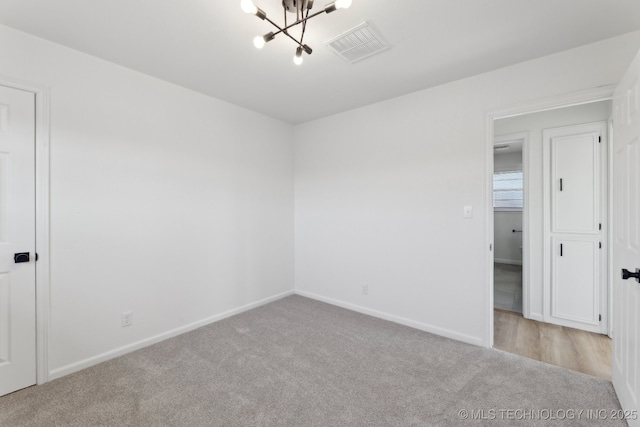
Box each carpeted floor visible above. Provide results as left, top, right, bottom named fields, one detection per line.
left=0, top=295, right=625, bottom=426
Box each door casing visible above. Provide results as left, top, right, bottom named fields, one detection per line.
left=484, top=85, right=615, bottom=348
left=0, top=77, right=50, bottom=385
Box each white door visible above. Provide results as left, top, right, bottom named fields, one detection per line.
left=551, top=129, right=601, bottom=234
left=551, top=237, right=600, bottom=328
left=0, top=85, right=36, bottom=396
left=612, top=50, right=640, bottom=426
left=544, top=122, right=607, bottom=333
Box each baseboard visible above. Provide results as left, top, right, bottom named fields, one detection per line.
left=294, top=290, right=484, bottom=347
left=528, top=312, right=544, bottom=322
left=494, top=258, right=522, bottom=266
left=49, top=289, right=295, bottom=381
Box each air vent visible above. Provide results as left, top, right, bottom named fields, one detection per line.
left=325, top=22, right=388, bottom=64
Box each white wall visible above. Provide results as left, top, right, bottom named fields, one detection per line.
left=294, top=32, right=640, bottom=345
left=493, top=211, right=522, bottom=264
left=495, top=100, right=612, bottom=320
left=493, top=152, right=522, bottom=172
left=2, top=22, right=635, bottom=379
left=0, top=25, right=295, bottom=377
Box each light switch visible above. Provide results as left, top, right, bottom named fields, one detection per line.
left=463, top=205, right=473, bottom=219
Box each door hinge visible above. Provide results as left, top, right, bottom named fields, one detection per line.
left=598, top=136, right=601, bottom=143
left=599, top=223, right=602, bottom=230
left=599, top=242, right=602, bottom=249
left=599, top=314, right=602, bottom=322
left=35, top=253, right=38, bottom=261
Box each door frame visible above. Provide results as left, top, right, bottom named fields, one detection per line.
left=483, top=85, right=615, bottom=347
left=0, top=76, right=50, bottom=384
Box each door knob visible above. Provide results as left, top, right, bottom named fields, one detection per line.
left=621, top=268, right=640, bottom=283
left=14, top=252, right=30, bottom=263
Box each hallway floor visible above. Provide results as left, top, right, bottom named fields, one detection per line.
left=494, top=309, right=612, bottom=379
left=494, top=263, right=522, bottom=313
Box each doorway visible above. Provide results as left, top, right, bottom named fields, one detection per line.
left=492, top=133, right=526, bottom=315
left=489, top=99, right=613, bottom=378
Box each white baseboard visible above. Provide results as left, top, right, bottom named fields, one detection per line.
left=494, top=258, right=522, bottom=266
left=294, top=290, right=484, bottom=347
left=49, top=290, right=295, bottom=381
left=528, top=312, right=544, bottom=322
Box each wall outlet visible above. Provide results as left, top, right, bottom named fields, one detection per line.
left=121, top=311, right=133, bottom=327
left=362, top=285, right=369, bottom=295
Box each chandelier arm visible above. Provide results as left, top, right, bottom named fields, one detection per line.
left=263, top=16, right=308, bottom=49
left=300, top=7, right=309, bottom=45
left=278, top=8, right=327, bottom=34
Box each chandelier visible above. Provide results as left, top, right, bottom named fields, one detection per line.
left=241, top=0, right=353, bottom=65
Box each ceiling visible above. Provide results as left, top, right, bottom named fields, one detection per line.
left=1, top=1, right=640, bottom=124
left=493, top=140, right=522, bottom=155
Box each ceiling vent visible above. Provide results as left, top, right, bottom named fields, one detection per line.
left=325, top=22, right=388, bottom=64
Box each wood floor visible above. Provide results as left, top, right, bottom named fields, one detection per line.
left=494, top=309, right=612, bottom=380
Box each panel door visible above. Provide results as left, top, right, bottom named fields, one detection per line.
left=612, top=49, right=640, bottom=426
left=550, top=237, right=600, bottom=331
left=551, top=131, right=600, bottom=234
left=0, top=85, right=36, bottom=397
left=544, top=122, right=605, bottom=333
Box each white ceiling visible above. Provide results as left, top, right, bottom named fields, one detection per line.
left=494, top=141, right=523, bottom=155
left=1, top=0, right=640, bottom=124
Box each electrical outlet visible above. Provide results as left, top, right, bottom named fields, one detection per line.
left=121, top=311, right=133, bottom=327
left=362, top=285, right=369, bottom=295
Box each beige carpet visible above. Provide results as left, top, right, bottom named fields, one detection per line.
left=0, top=295, right=625, bottom=426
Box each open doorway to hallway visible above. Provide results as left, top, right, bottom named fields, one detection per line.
left=491, top=100, right=613, bottom=379
left=493, top=135, right=525, bottom=314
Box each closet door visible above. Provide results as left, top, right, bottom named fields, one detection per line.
left=551, top=131, right=600, bottom=234
left=551, top=237, right=600, bottom=327
left=544, top=122, right=606, bottom=333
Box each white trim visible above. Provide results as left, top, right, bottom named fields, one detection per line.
left=484, top=112, right=495, bottom=348
left=488, top=85, right=616, bottom=121
left=607, top=118, right=614, bottom=338
left=493, top=208, right=523, bottom=212
left=35, top=88, right=50, bottom=385
left=528, top=313, right=544, bottom=322
left=295, top=290, right=484, bottom=347
left=484, top=86, right=615, bottom=348
left=494, top=258, right=522, bottom=266
left=49, top=290, right=295, bottom=380
left=0, top=76, right=51, bottom=385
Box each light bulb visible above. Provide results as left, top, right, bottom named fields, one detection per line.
left=293, top=50, right=304, bottom=65
left=335, top=0, right=352, bottom=9
left=241, top=0, right=258, bottom=14
left=253, top=36, right=266, bottom=49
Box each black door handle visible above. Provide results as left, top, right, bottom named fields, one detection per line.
left=621, top=268, right=640, bottom=283
left=14, top=252, right=30, bottom=263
